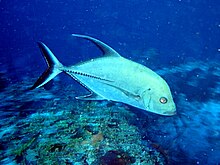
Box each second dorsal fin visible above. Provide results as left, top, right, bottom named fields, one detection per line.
left=72, top=34, right=121, bottom=57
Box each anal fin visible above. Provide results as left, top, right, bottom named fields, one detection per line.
left=75, top=93, right=105, bottom=100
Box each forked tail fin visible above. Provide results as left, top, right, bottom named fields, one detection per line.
left=30, top=42, right=63, bottom=90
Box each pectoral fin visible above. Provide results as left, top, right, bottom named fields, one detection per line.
left=75, top=93, right=105, bottom=100
left=102, top=82, right=141, bottom=101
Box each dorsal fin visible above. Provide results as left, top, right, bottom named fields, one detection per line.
left=72, top=34, right=121, bottom=57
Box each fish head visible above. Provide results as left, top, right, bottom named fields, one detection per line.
left=142, top=80, right=176, bottom=116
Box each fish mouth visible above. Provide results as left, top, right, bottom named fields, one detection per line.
left=162, top=110, right=177, bottom=116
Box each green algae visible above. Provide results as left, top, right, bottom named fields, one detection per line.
left=14, top=134, right=38, bottom=156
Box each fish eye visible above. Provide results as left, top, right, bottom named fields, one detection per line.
left=159, top=97, right=168, bottom=104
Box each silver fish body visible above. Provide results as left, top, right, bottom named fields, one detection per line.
left=31, top=34, right=176, bottom=116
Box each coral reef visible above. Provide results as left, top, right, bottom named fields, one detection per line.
left=0, top=82, right=165, bottom=165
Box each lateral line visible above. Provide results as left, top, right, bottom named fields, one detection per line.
left=65, top=70, right=114, bottom=82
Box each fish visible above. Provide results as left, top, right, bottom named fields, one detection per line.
left=30, top=34, right=176, bottom=116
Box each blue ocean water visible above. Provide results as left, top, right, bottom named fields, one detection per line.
left=0, top=0, right=220, bottom=164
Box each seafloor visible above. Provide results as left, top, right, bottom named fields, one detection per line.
left=0, top=59, right=220, bottom=164
left=0, top=76, right=166, bottom=164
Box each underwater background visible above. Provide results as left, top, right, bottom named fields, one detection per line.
left=0, top=0, right=220, bottom=164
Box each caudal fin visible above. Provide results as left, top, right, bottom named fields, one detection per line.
left=30, top=42, right=63, bottom=90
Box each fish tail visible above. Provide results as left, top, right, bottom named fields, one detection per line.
left=30, top=42, right=63, bottom=90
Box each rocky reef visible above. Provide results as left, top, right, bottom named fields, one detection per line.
left=0, top=80, right=165, bottom=165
